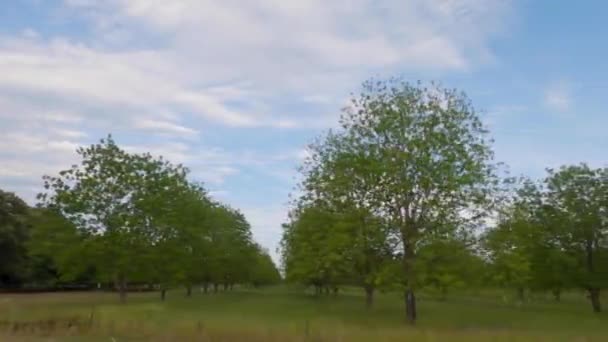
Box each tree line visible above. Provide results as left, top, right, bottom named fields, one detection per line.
left=281, top=78, right=607, bottom=324
left=1, top=78, right=606, bottom=324
left=0, top=136, right=280, bottom=301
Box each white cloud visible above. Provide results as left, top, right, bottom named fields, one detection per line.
left=173, top=91, right=257, bottom=126
left=78, top=0, right=504, bottom=71
left=124, top=141, right=192, bottom=163
left=124, top=142, right=247, bottom=185
left=0, top=0, right=513, bottom=255
left=240, top=205, right=290, bottom=264
left=0, top=159, right=68, bottom=179
left=208, top=189, right=230, bottom=198
left=60, top=0, right=510, bottom=110
left=52, top=128, right=88, bottom=139
left=544, top=81, right=572, bottom=112
left=134, top=118, right=198, bottom=136
left=21, top=28, right=39, bottom=40
left=0, top=133, right=79, bottom=155
left=481, top=104, right=528, bottom=133
left=0, top=1, right=513, bottom=137
left=193, top=166, right=240, bottom=186
left=0, top=37, right=255, bottom=126
left=301, top=94, right=331, bottom=104
left=0, top=131, right=83, bottom=204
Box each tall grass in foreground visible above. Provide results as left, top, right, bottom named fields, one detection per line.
left=2, top=318, right=607, bottom=342
left=1, top=288, right=607, bottom=341
left=3, top=322, right=608, bottom=341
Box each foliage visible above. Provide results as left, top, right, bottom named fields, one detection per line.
left=32, top=135, right=280, bottom=301
left=483, top=168, right=607, bottom=312
left=2, top=76, right=607, bottom=326
left=286, top=79, right=496, bottom=321
left=27, top=207, right=92, bottom=285
left=545, top=164, right=608, bottom=312
left=282, top=205, right=351, bottom=289
left=250, top=244, right=282, bottom=287
left=0, top=189, right=31, bottom=285
left=417, top=236, right=484, bottom=299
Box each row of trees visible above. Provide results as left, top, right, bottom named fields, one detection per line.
left=281, top=79, right=607, bottom=324
left=0, top=136, right=280, bottom=301
left=485, top=167, right=608, bottom=312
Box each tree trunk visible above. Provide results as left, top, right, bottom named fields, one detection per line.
left=517, top=287, right=525, bottom=302
left=116, top=273, right=127, bottom=304
left=552, top=288, right=561, bottom=302
left=213, top=283, right=218, bottom=293
left=405, top=288, right=416, bottom=324
left=324, top=286, right=330, bottom=295
left=160, top=288, right=166, bottom=301
left=203, top=283, right=209, bottom=294
left=333, top=286, right=339, bottom=296
left=229, top=283, right=234, bottom=291
left=401, top=228, right=417, bottom=324
left=365, top=286, right=374, bottom=310
left=585, top=240, right=601, bottom=313
left=589, top=288, right=601, bottom=313
left=223, top=283, right=228, bottom=291
left=186, top=285, right=192, bottom=297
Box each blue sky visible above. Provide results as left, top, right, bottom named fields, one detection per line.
left=1, top=0, right=606, bottom=261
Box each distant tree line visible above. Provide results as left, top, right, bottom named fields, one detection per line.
left=0, top=136, right=281, bottom=301
left=281, top=78, right=608, bottom=324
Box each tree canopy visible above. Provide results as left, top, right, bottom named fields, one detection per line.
left=283, top=79, right=497, bottom=323
left=5, top=135, right=283, bottom=302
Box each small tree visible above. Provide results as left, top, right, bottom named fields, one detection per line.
left=27, top=208, right=88, bottom=287
left=417, top=235, right=482, bottom=300
left=483, top=220, right=533, bottom=302
left=297, top=132, right=398, bottom=308
left=545, top=164, right=608, bottom=312
left=528, top=203, right=577, bottom=301
left=282, top=205, right=351, bottom=294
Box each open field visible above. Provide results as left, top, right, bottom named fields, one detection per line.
left=0, top=287, right=607, bottom=341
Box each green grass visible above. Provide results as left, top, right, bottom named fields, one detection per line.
left=0, top=287, right=607, bottom=341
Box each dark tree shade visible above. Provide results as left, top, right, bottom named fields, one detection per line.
left=0, top=189, right=30, bottom=286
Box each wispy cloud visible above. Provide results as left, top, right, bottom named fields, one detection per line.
left=134, top=118, right=199, bottom=136
left=544, top=81, right=572, bottom=112
left=0, top=0, right=514, bottom=255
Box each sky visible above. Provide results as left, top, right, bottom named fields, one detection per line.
left=1, top=0, right=607, bottom=262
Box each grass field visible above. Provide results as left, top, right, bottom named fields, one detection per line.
left=1, top=287, right=607, bottom=341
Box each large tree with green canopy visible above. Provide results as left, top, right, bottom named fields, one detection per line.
left=295, top=79, right=497, bottom=323
left=38, top=135, right=191, bottom=302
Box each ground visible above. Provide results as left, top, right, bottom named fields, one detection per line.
left=0, top=287, right=606, bottom=341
